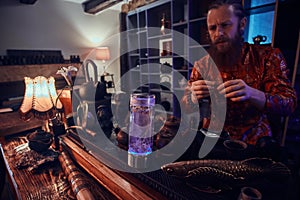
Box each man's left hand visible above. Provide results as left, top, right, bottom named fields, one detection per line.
left=216, top=79, right=266, bottom=110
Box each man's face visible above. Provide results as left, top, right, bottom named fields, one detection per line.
left=207, top=5, right=241, bottom=53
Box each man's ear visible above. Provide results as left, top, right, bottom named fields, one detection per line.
left=240, top=17, right=247, bottom=31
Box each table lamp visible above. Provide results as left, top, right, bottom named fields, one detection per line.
left=96, top=47, right=110, bottom=76
left=19, top=76, right=65, bottom=150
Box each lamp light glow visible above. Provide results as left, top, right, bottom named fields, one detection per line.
left=95, top=47, right=110, bottom=76
left=96, top=47, right=110, bottom=62
left=19, top=76, right=62, bottom=121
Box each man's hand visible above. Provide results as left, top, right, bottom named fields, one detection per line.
left=190, top=80, right=215, bottom=103
left=216, top=79, right=266, bottom=110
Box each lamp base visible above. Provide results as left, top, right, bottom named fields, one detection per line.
left=49, top=117, right=66, bottom=150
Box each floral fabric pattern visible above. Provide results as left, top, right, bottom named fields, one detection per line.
left=182, top=43, right=297, bottom=145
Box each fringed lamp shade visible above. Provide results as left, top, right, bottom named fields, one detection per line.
left=96, top=47, right=110, bottom=75
left=19, top=76, right=63, bottom=121
left=96, top=47, right=110, bottom=62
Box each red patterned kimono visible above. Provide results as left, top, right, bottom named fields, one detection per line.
left=182, top=43, right=297, bottom=145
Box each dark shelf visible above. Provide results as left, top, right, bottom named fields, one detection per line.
left=189, top=17, right=207, bottom=23
left=173, top=21, right=188, bottom=27
left=148, top=33, right=172, bottom=40
left=190, top=44, right=210, bottom=49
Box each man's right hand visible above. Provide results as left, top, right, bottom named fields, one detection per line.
left=190, top=80, right=215, bottom=102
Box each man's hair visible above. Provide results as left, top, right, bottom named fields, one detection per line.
left=208, top=0, right=246, bottom=20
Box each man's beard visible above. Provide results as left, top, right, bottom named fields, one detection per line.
left=208, top=33, right=243, bottom=67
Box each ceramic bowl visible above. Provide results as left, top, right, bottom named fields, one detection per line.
left=27, top=130, right=53, bottom=152
left=223, top=139, right=248, bottom=151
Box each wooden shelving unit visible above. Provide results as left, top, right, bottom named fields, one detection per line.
left=122, top=0, right=210, bottom=117
left=122, top=0, right=279, bottom=117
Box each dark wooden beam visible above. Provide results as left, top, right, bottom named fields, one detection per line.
left=20, top=0, right=37, bottom=5
left=82, top=0, right=122, bottom=14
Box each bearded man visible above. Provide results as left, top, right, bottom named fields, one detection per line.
left=181, top=0, right=297, bottom=145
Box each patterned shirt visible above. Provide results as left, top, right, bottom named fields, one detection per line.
left=182, top=43, right=297, bottom=145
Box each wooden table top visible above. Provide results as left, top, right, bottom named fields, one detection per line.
left=0, top=132, right=116, bottom=200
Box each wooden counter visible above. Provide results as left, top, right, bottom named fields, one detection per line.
left=61, top=131, right=298, bottom=200
left=0, top=111, right=297, bottom=200
left=0, top=132, right=116, bottom=200
left=61, top=136, right=167, bottom=200
left=0, top=112, right=44, bottom=136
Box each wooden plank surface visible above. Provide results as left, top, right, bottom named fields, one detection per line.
left=0, top=135, right=71, bottom=200
left=0, top=133, right=117, bottom=200
left=61, top=136, right=168, bottom=200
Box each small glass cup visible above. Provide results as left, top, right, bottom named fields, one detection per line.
left=238, top=187, right=262, bottom=200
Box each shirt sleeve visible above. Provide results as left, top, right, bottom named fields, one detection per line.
left=263, top=47, right=297, bottom=115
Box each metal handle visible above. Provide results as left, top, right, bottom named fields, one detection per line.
left=84, top=59, right=98, bottom=83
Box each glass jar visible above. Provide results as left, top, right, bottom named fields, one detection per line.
left=128, top=93, right=155, bottom=156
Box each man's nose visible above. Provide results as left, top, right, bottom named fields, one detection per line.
left=216, top=26, right=224, bottom=36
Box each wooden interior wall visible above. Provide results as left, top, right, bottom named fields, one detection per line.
left=0, top=63, right=81, bottom=103
left=0, top=64, right=81, bottom=83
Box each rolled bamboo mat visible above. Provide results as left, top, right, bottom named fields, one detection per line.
left=58, top=151, right=95, bottom=200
